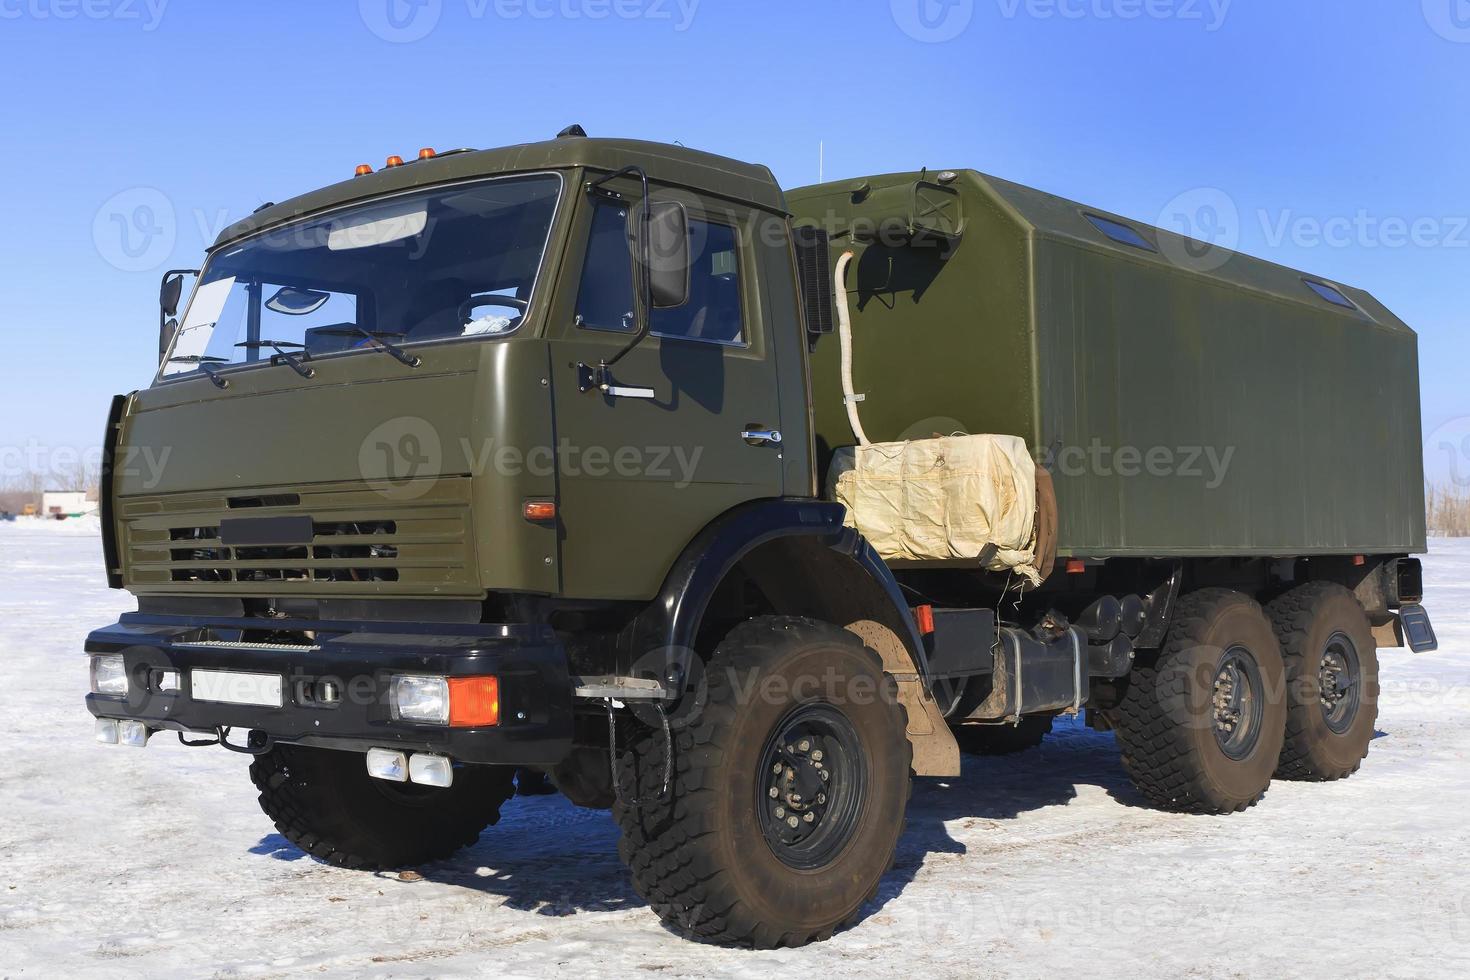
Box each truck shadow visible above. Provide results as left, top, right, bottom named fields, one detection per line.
left=246, top=718, right=1145, bottom=933
left=876, top=717, right=1143, bottom=911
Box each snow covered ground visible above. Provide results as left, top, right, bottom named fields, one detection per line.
left=1, top=521, right=1467, bottom=978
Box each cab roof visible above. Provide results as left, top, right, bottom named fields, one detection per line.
left=214, top=135, right=785, bottom=249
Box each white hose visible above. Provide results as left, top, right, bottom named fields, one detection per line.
left=834, top=249, right=871, bottom=447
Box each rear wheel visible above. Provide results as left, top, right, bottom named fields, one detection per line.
left=249, top=744, right=516, bottom=870
left=1109, top=589, right=1287, bottom=814
left=951, top=716, right=1053, bottom=756
left=1266, top=582, right=1379, bottom=780
left=614, top=616, right=911, bottom=948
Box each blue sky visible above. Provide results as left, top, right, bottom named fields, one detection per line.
left=2, top=0, right=1467, bottom=481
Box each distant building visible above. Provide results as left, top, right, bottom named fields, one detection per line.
left=42, top=490, right=98, bottom=518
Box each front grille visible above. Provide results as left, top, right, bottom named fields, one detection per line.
left=119, top=478, right=478, bottom=596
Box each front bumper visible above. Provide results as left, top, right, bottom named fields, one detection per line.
left=84, top=612, right=574, bottom=766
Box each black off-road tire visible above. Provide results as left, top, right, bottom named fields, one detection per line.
left=1266, top=582, right=1379, bottom=781
left=952, top=716, right=1054, bottom=756
left=614, top=616, right=912, bottom=948
left=249, top=744, right=517, bottom=870
left=1109, top=589, right=1287, bottom=814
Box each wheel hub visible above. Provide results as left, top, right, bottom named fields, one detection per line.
left=1318, top=632, right=1362, bottom=734
left=1211, top=647, right=1264, bottom=760
left=756, top=704, right=867, bottom=870
left=767, top=738, right=831, bottom=844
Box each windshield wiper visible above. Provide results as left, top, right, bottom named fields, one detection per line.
left=314, top=327, right=421, bottom=368
left=235, top=340, right=316, bottom=379
left=167, top=354, right=230, bottom=389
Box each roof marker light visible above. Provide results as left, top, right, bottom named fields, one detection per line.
left=418, top=147, right=437, bottom=161
left=355, top=164, right=373, bottom=177
left=385, top=155, right=404, bottom=168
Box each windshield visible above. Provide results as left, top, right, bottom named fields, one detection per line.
left=161, top=173, right=562, bottom=379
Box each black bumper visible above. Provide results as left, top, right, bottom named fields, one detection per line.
left=84, top=613, right=574, bottom=766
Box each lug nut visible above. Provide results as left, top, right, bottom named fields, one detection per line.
left=787, top=816, right=799, bottom=829
left=811, top=749, right=823, bottom=762
left=772, top=762, right=782, bottom=774
left=820, top=769, right=830, bottom=781
left=803, top=812, right=815, bottom=823
left=769, top=786, right=779, bottom=798
left=797, top=740, right=810, bottom=752
left=774, top=806, right=785, bottom=818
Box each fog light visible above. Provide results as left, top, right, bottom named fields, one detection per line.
left=390, top=675, right=449, bottom=725
left=119, top=720, right=150, bottom=747
left=365, top=747, right=409, bottom=782
left=408, top=753, right=454, bottom=788
left=90, top=655, right=127, bottom=698
left=95, top=718, right=119, bottom=744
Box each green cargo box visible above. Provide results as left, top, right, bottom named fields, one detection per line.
left=787, top=170, right=1426, bottom=559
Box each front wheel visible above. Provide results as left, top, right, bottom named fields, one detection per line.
left=614, top=616, right=911, bottom=948
left=249, top=744, right=517, bottom=870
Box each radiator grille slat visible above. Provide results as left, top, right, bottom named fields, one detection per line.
left=120, top=478, right=478, bottom=596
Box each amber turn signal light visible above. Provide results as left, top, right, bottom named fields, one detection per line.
left=913, top=604, right=935, bottom=636
left=523, top=500, right=557, bottom=522
left=385, top=155, right=405, bottom=168
left=418, top=147, right=436, bottom=160
left=448, top=676, right=500, bottom=727
left=354, top=164, right=373, bottom=177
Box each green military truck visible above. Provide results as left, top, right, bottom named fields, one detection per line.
left=87, top=128, right=1437, bottom=948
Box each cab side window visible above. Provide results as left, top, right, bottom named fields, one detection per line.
left=654, top=222, right=744, bottom=345
left=574, top=203, right=745, bottom=346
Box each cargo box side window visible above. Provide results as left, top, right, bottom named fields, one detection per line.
left=575, top=203, right=746, bottom=346
left=1084, top=213, right=1157, bottom=253
left=1303, top=278, right=1356, bottom=309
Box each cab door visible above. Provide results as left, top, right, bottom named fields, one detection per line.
left=547, top=184, right=785, bottom=600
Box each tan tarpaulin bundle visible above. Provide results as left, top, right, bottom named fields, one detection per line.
left=828, top=434, right=1042, bottom=586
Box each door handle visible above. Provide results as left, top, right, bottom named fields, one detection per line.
left=741, top=427, right=783, bottom=446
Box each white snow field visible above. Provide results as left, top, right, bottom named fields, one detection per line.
left=1, top=520, right=1467, bottom=978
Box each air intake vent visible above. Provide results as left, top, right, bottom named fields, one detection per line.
left=792, top=224, right=834, bottom=337
left=119, top=479, right=477, bottom=595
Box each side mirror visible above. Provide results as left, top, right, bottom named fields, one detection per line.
left=157, top=268, right=198, bottom=364
left=643, top=201, right=689, bottom=310
left=160, top=273, right=185, bottom=318
left=159, top=318, right=178, bottom=363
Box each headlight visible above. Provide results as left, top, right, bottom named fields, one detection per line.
left=389, top=674, right=499, bottom=727
left=390, top=675, right=449, bottom=725
left=90, top=655, right=128, bottom=698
